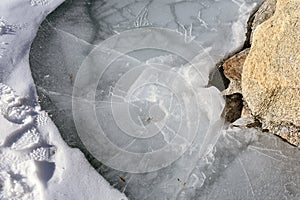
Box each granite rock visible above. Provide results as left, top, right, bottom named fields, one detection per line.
left=242, top=0, right=300, bottom=146
left=250, top=0, right=277, bottom=44
left=222, top=0, right=278, bottom=124
left=223, top=0, right=277, bottom=96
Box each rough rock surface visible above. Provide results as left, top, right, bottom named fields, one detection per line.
left=242, top=0, right=300, bottom=146
left=250, top=0, right=277, bottom=44
left=223, top=0, right=277, bottom=97
left=224, top=93, right=244, bottom=123
left=223, top=48, right=249, bottom=95
left=222, top=0, right=277, bottom=123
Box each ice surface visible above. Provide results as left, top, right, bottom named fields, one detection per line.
left=26, top=0, right=300, bottom=200
left=178, top=125, right=300, bottom=200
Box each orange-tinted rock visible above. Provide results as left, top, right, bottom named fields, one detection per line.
left=223, top=48, right=249, bottom=95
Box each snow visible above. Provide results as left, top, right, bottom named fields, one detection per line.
left=0, top=84, right=127, bottom=199
left=0, top=0, right=127, bottom=199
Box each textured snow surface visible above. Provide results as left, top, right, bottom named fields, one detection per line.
left=0, top=0, right=127, bottom=199
left=0, top=83, right=127, bottom=200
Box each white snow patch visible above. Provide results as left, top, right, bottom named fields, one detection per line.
left=0, top=84, right=127, bottom=200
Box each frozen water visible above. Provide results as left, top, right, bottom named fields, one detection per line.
left=29, top=0, right=262, bottom=198
left=177, top=126, right=300, bottom=200
left=28, top=0, right=300, bottom=199
left=69, top=27, right=225, bottom=174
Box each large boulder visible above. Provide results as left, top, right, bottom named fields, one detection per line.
left=242, top=0, right=300, bottom=146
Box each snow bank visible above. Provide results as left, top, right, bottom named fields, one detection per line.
left=0, top=0, right=127, bottom=199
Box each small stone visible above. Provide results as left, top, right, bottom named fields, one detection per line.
left=224, top=93, right=243, bottom=123
left=223, top=48, right=249, bottom=95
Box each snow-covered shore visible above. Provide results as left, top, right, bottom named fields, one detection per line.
left=0, top=0, right=127, bottom=199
